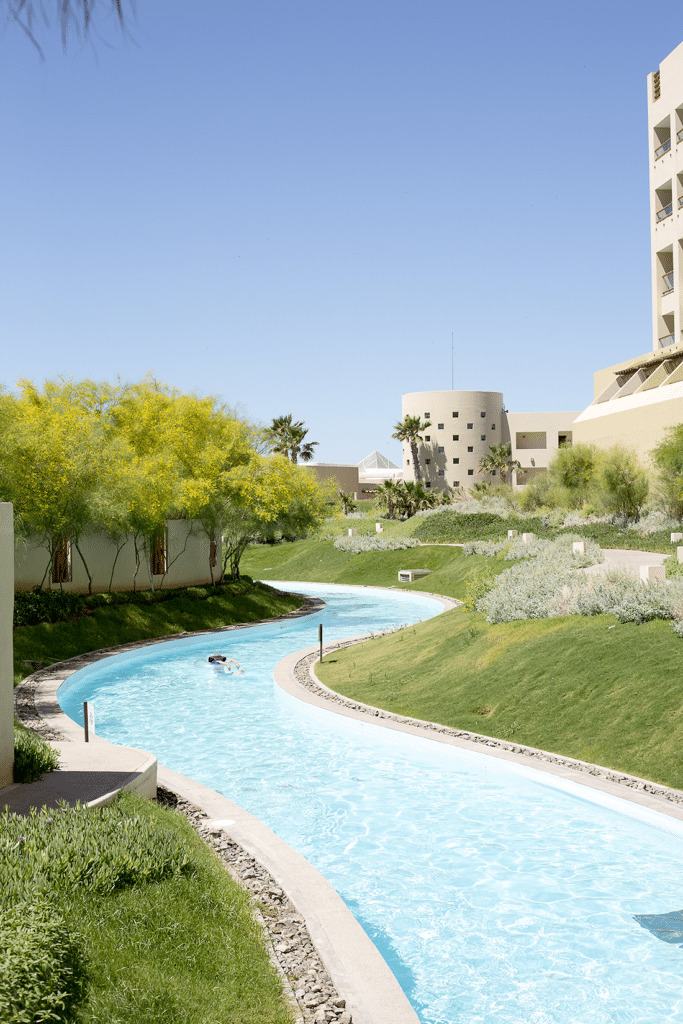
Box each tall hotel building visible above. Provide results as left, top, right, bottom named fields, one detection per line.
left=573, top=41, right=683, bottom=456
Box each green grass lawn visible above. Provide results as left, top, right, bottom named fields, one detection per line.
left=13, top=581, right=302, bottom=687
left=316, top=607, right=683, bottom=789
left=242, top=536, right=507, bottom=602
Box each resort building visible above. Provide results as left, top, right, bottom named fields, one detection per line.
left=573, top=40, right=683, bottom=462
left=400, top=391, right=578, bottom=491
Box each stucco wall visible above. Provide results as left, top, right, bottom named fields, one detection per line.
left=401, top=391, right=506, bottom=491
left=506, top=411, right=580, bottom=487
left=0, top=504, right=14, bottom=789
left=309, top=464, right=360, bottom=496
left=14, top=520, right=219, bottom=594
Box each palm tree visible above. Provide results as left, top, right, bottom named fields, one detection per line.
left=265, top=415, right=318, bottom=464
left=396, top=480, right=437, bottom=518
left=7, top=0, right=127, bottom=58
left=391, top=415, right=431, bottom=482
left=374, top=479, right=401, bottom=520
left=478, top=443, right=521, bottom=484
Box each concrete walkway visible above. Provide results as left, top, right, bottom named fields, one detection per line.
left=583, top=547, right=669, bottom=577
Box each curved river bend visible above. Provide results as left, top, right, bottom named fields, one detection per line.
left=58, top=582, right=683, bottom=1024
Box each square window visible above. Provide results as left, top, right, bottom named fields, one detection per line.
left=452, top=458, right=459, bottom=464
left=425, top=435, right=430, bottom=441
left=438, top=423, right=444, bottom=430
left=492, top=470, right=496, bottom=476
left=481, top=435, right=486, bottom=441
left=425, top=481, right=431, bottom=488
left=467, top=423, right=473, bottom=429
left=452, top=411, right=458, bottom=418
left=437, top=446, right=445, bottom=454
left=491, top=424, right=496, bottom=430
left=454, top=480, right=460, bottom=486
left=453, top=434, right=459, bottom=441
left=406, top=459, right=410, bottom=465
left=467, top=446, right=473, bottom=453
left=438, top=470, right=444, bottom=477
left=425, top=458, right=431, bottom=464
left=424, top=412, right=430, bottom=418
left=481, top=411, right=486, bottom=418
left=468, top=469, right=474, bottom=476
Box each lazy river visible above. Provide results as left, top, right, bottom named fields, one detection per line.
left=58, top=582, right=683, bottom=1024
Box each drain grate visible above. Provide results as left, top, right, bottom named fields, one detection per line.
left=634, top=909, right=683, bottom=946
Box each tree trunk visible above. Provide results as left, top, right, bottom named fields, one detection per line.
left=411, top=440, right=421, bottom=481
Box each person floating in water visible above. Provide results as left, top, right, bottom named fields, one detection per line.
left=207, top=655, right=244, bottom=675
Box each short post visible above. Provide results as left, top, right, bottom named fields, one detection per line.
left=640, top=565, right=666, bottom=584
left=672, top=532, right=683, bottom=543
left=318, top=623, right=323, bottom=663
left=572, top=541, right=586, bottom=555
left=678, top=546, right=683, bottom=565
left=83, top=701, right=95, bottom=742
left=522, top=532, right=535, bottom=544
left=507, top=530, right=518, bottom=539
left=348, top=528, right=357, bottom=537
left=376, top=522, right=383, bottom=533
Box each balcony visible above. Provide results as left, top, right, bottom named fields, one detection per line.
left=656, top=139, right=672, bottom=159
left=678, top=129, right=683, bottom=143
left=679, top=196, right=683, bottom=207
left=657, top=202, right=673, bottom=221
left=659, top=333, right=675, bottom=348
left=663, top=271, right=675, bottom=295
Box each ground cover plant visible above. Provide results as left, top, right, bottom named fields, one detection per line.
left=315, top=608, right=683, bottom=790
left=13, top=719, right=60, bottom=782
left=13, top=579, right=301, bottom=687
left=0, top=793, right=294, bottom=1024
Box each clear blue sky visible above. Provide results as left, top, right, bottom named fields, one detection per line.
left=1, top=0, right=682, bottom=464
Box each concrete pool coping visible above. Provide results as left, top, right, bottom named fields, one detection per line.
left=11, top=580, right=683, bottom=1023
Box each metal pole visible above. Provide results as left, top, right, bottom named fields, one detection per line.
left=451, top=332, right=454, bottom=390
left=318, top=623, right=323, bottom=663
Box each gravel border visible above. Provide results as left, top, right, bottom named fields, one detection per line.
left=156, top=785, right=352, bottom=1024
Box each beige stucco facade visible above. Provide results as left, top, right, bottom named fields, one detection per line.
left=308, top=463, right=360, bottom=497
left=401, top=391, right=578, bottom=490
left=14, top=520, right=219, bottom=594
left=572, top=344, right=683, bottom=463
left=0, top=504, right=14, bottom=788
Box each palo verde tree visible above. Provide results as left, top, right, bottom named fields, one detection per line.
left=599, top=448, right=649, bottom=521
left=651, top=424, right=683, bottom=516
left=391, top=415, right=431, bottom=483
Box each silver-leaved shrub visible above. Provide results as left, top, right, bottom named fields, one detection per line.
left=333, top=535, right=420, bottom=553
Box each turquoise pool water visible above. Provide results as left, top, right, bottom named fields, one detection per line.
left=58, top=582, right=683, bottom=1024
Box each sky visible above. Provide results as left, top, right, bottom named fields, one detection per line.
left=1, top=1, right=683, bottom=464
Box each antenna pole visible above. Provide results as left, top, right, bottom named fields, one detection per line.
left=451, top=333, right=454, bottom=390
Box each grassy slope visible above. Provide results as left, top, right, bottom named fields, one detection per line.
left=13, top=583, right=302, bottom=687
left=243, top=531, right=683, bottom=790
left=242, top=537, right=506, bottom=601
left=67, top=794, right=293, bottom=1024
left=316, top=608, right=683, bottom=790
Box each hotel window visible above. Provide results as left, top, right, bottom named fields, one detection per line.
left=491, top=424, right=496, bottom=430
left=467, top=423, right=473, bottom=429
left=468, top=469, right=474, bottom=476
left=480, top=411, right=486, bottom=418
left=438, top=446, right=445, bottom=454
left=481, top=435, right=486, bottom=441
left=424, top=435, right=430, bottom=441
left=424, top=411, right=430, bottom=417
left=438, top=470, right=444, bottom=477
left=454, top=479, right=460, bottom=487
left=467, top=446, right=473, bottom=453
left=492, top=470, right=496, bottom=476
left=452, top=411, right=458, bottom=418
left=425, top=481, right=431, bottom=488
left=453, top=458, right=459, bottom=464
left=406, top=459, right=410, bottom=465
left=453, top=434, right=459, bottom=441
left=425, top=458, right=431, bottom=464
left=438, top=423, right=444, bottom=429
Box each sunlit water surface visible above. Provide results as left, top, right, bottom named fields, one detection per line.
left=58, top=582, right=683, bottom=1024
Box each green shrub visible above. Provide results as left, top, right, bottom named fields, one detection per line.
left=463, top=566, right=497, bottom=612
left=0, top=800, right=197, bottom=907
left=0, top=895, right=85, bottom=1024
left=414, top=511, right=548, bottom=544
left=13, top=722, right=60, bottom=783
left=664, top=554, right=683, bottom=579
left=13, top=589, right=85, bottom=628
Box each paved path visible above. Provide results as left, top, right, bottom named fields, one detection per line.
left=583, top=548, right=669, bottom=577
